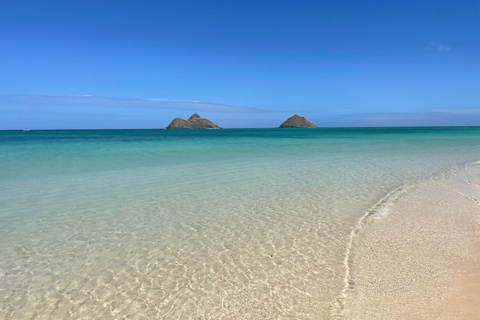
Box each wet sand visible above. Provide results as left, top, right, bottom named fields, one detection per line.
left=342, top=165, right=480, bottom=319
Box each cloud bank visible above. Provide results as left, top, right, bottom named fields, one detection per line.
left=0, top=95, right=273, bottom=114
left=324, top=111, right=480, bottom=127
left=3, top=95, right=480, bottom=129
left=0, top=94, right=282, bottom=129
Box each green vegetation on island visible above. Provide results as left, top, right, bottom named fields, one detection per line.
left=166, top=113, right=221, bottom=129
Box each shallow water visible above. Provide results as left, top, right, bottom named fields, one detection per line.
left=2, top=127, right=480, bottom=319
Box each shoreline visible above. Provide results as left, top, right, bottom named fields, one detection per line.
left=338, top=163, right=480, bottom=319
left=331, top=185, right=406, bottom=318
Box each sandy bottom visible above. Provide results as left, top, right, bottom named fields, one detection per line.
left=342, top=165, right=480, bottom=319
left=2, top=167, right=480, bottom=319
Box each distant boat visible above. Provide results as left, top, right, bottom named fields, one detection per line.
left=23, top=129, right=30, bottom=131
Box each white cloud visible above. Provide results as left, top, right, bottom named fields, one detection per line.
left=0, top=95, right=276, bottom=114
left=428, top=42, right=451, bottom=52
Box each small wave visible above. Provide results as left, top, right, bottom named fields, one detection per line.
left=331, top=185, right=406, bottom=319
left=331, top=159, right=480, bottom=319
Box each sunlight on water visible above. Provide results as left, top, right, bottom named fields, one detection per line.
left=2, top=127, right=480, bottom=318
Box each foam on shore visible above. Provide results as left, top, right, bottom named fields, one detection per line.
left=339, top=164, right=480, bottom=319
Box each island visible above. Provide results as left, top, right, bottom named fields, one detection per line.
left=166, top=113, right=221, bottom=129
left=279, top=114, right=319, bottom=128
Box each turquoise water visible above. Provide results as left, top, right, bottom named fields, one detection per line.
left=2, top=127, right=480, bottom=319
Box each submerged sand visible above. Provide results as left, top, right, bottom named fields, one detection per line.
left=2, top=164, right=479, bottom=320
left=341, top=165, right=480, bottom=319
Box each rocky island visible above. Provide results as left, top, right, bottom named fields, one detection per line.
left=166, top=113, right=220, bottom=129
left=279, top=114, right=319, bottom=128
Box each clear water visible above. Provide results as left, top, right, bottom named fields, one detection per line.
left=2, top=127, right=480, bottom=319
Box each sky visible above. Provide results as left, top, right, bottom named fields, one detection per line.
left=1, top=0, right=480, bottom=129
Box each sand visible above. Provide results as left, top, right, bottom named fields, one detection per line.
left=340, top=165, right=480, bottom=319
left=436, top=252, right=480, bottom=319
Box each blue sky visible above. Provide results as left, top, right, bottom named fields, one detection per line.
left=1, top=0, right=479, bottom=129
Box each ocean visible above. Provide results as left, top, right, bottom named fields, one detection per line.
left=2, top=127, right=480, bottom=319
